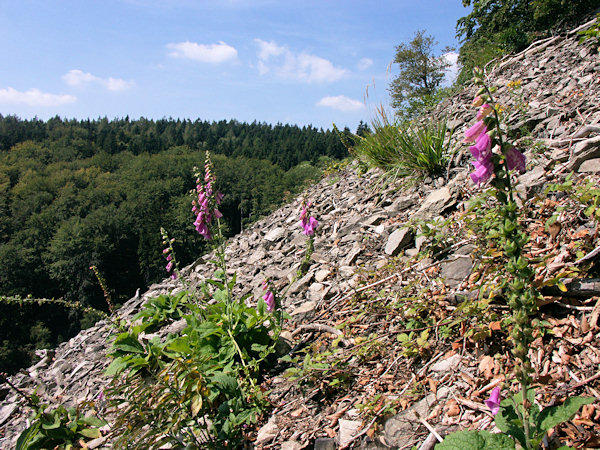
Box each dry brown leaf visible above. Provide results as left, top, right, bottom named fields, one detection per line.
left=445, top=399, right=461, bottom=417
left=478, top=355, right=495, bottom=379
left=427, top=377, right=439, bottom=394
left=325, top=427, right=336, bottom=438
left=489, top=321, right=502, bottom=332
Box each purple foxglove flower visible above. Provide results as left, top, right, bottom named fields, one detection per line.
left=303, top=216, right=318, bottom=236
left=470, top=158, right=494, bottom=185
left=170, top=273, right=178, bottom=280
left=464, top=120, right=487, bottom=143
left=505, top=147, right=526, bottom=172
left=166, top=261, right=173, bottom=272
left=485, top=386, right=501, bottom=416
left=469, top=132, right=492, bottom=161
left=263, top=290, right=275, bottom=312
left=477, top=104, right=493, bottom=120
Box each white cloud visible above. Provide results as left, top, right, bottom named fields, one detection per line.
left=166, top=41, right=238, bottom=63
left=0, top=87, right=76, bottom=106
left=357, top=57, right=373, bottom=70
left=255, top=39, right=284, bottom=60
left=62, top=69, right=135, bottom=91
left=317, top=95, right=364, bottom=112
left=255, top=38, right=346, bottom=83
left=442, top=51, right=460, bottom=86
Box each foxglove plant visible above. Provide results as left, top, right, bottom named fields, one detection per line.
left=439, top=68, right=593, bottom=450
left=298, top=200, right=318, bottom=275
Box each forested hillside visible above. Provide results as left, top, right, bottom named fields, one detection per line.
left=0, top=115, right=348, bottom=373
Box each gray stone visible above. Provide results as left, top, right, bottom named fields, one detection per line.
left=290, top=300, right=317, bottom=320
left=337, top=418, right=363, bottom=447
left=264, top=226, right=286, bottom=242
left=343, top=243, right=362, bottom=266
left=385, top=228, right=414, bottom=256
left=315, top=268, right=331, bottom=282
left=566, top=135, right=600, bottom=171
left=280, top=441, right=303, bottom=450
left=416, top=187, right=455, bottom=218
left=430, top=354, right=462, bottom=373
left=441, top=255, right=473, bottom=289
left=256, top=416, right=279, bottom=444
left=384, top=387, right=451, bottom=447
left=578, top=158, right=600, bottom=173
left=314, top=437, right=337, bottom=450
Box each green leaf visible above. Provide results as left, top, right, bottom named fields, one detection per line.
left=104, top=357, right=128, bottom=376
left=536, top=396, right=594, bottom=433
left=41, top=412, right=62, bottom=430
left=112, top=334, right=144, bottom=354
left=79, top=427, right=101, bottom=438
left=166, top=336, right=191, bottom=355
left=436, top=430, right=515, bottom=449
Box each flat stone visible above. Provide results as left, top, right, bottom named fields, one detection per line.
left=337, top=419, right=362, bottom=447
left=566, top=135, right=600, bottom=171
left=416, top=186, right=455, bottom=217
left=343, top=243, right=362, bottom=265
left=385, top=228, right=414, bottom=256
left=315, top=269, right=330, bottom=282
left=290, top=300, right=317, bottom=320
left=441, top=255, right=473, bottom=288
left=430, top=354, right=462, bottom=373
left=314, top=437, right=336, bottom=450
left=264, top=227, right=285, bottom=242
left=578, top=158, right=600, bottom=172
left=256, top=416, right=279, bottom=444
left=384, top=387, right=451, bottom=447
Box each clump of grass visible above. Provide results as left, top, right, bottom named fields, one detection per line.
left=353, top=106, right=454, bottom=179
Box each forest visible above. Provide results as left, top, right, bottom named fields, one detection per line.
left=0, top=115, right=350, bottom=373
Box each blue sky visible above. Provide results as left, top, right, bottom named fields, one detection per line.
left=0, top=0, right=470, bottom=131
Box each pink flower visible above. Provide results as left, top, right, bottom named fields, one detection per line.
left=485, top=386, right=501, bottom=416
left=469, top=133, right=492, bottom=162
left=299, top=202, right=318, bottom=236
left=470, top=158, right=494, bottom=185
left=166, top=261, right=173, bottom=272
left=263, top=290, right=275, bottom=312
left=477, top=104, right=493, bottom=120
left=302, top=216, right=318, bottom=236
left=464, top=120, right=487, bottom=143
left=505, top=147, right=526, bottom=172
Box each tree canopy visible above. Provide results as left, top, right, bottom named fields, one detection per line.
left=0, top=115, right=351, bottom=373
left=388, top=30, right=453, bottom=120
left=455, top=0, right=599, bottom=84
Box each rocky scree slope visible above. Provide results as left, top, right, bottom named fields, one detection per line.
left=1, top=18, right=600, bottom=449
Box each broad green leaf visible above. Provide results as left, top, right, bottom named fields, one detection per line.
left=79, top=427, right=101, bottom=438
left=112, top=334, right=144, bottom=354
left=436, top=430, right=515, bottom=449
left=41, top=412, right=62, bottom=430
left=166, top=337, right=191, bottom=355
left=104, top=357, right=128, bottom=376
left=537, top=396, right=594, bottom=433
